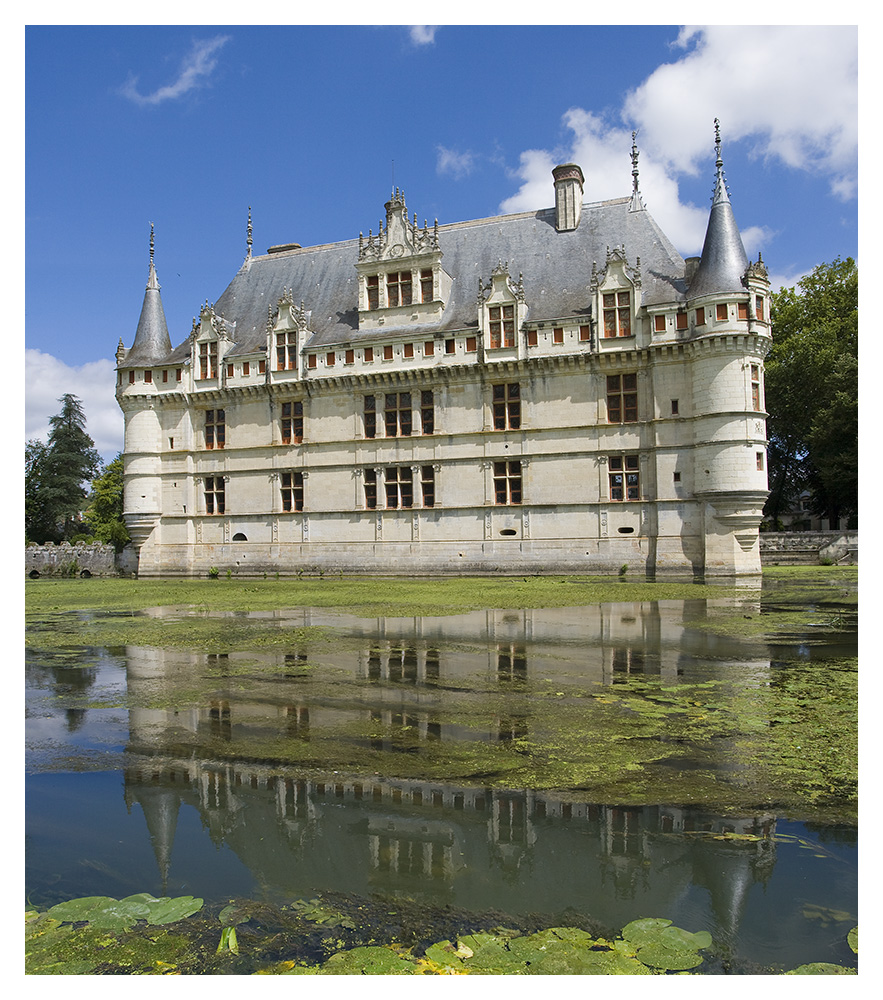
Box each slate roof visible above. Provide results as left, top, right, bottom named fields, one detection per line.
left=127, top=196, right=691, bottom=365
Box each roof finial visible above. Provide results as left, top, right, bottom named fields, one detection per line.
left=246, top=206, right=253, bottom=256
left=629, top=130, right=645, bottom=212
left=711, top=118, right=730, bottom=205
left=714, top=117, right=722, bottom=164
left=149, top=222, right=155, bottom=268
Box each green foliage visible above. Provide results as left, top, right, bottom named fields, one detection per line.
left=84, top=454, right=130, bottom=551
left=25, top=395, right=100, bottom=543
left=765, top=258, right=857, bottom=528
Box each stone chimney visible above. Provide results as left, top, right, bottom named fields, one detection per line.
left=552, top=163, right=585, bottom=232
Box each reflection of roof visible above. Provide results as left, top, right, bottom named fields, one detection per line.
left=143, top=198, right=688, bottom=364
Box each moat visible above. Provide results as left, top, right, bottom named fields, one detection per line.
left=25, top=571, right=857, bottom=974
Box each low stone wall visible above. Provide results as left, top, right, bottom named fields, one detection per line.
left=26, top=541, right=118, bottom=578
left=760, top=531, right=857, bottom=565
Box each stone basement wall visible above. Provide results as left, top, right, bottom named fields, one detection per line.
left=26, top=541, right=118, bottom=578
left=760, top=531, right=857, bottom=566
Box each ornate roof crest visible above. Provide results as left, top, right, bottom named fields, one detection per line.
left=358, top=188, right=441, bottom=263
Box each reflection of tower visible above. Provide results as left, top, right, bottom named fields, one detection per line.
left=125, top=777, right=181, bottom=894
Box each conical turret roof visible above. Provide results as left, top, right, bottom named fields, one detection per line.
left=125, top=224, right=172, bottom=365
left=688, top=121, right=749, bottom=299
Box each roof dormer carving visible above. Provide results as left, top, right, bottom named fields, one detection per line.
left=478, top=260, right=526, bottom=306
left=357, top=189, right=441, bottom=264
left=591, top=245, right=642, bottom=294
left=478, top=261, right=528, bottom=358
left=193, top=301, right=235, bottom=341
left=269, top=288, right=312, bottom=334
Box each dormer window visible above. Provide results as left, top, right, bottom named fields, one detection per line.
left=367, top=275, right=380, bottom=310
left=603, top=291, right=631, bottom=338
left=489, top=304, right=516, bottom=348
left=199, top=341, right=218, bottom=379
left=387, top=271, right=412, bottom=307
left=420, top=269, right=433, bottom=302
left=276, top=331, right=297, bottom=370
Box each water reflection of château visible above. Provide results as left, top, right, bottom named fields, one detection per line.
left=123, top=601, right=776, bottom=937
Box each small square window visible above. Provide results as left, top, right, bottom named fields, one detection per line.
left=527, top=330, right=538, bottom=347
left=243, top=362, right=250, bottom=376
left=579, top=324, right=591, bottom=342
left=307, top=354, right=317, bottom=369
left=553, top=327, right=564, bottom=344
left=404, top=343, right=414, bottom=358
left=145, top=370, right=152, bottom=383
left=445, top=339, right=456, bottom=354
left=756, top=452, right=765, bottom=471
left=716, top=303, right=728, bottom=321
left=696, top=307, right=705, bottom=325
left=671, top=399, right=679, bottom=415
left=676, top=312, right=688, bottom=330
left=383, top=345, right=393, bottom=361
left=364, top=347, right=374, bottom=362
left=326, top=352, right=335, bottom=367
left=466, top=336, right=477, bottom=352
left=673, top=471, right=681, bottom=483
left=424, top=341, right=434, bottom=357
left=176, top=368, right=183, bottom=381
left=738, top=302, right=749, bottom=320
left=162, top=370, right=168, bottom=383
left=227, top=364, right=234, bottom=378
left=258, top=360, right=266, bottom=374
left=128, top=371, right=135, bottom=384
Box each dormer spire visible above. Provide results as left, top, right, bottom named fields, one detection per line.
left=246, top=206, right=253, bottom=260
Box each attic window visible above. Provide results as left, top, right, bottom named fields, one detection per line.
left=199, top=341, right=218, bottom=379
left=489, top=304, right=515, bottom=348
left=387, top=271, right=412, bottom=307
left=420, top=269, right=433, bottom=302
left=603, top=292, right=631, bottom=337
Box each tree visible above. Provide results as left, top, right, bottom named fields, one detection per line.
left=764, top=257, right=858, bottom=529
left=25, top=394, right=100, bottom=543
left=85, top=455, right=130, bottom=550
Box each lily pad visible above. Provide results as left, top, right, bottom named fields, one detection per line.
left=621, top=917, right=673, bottom=946
left=142, top=895, right=204, bottom=925
left=847, top=926, right=858, bottom=954
left=634, top=940, right=705, bottom=971
left=320, top=945, right=419, bottom=975
left=785, top=963, right=856, bottom=974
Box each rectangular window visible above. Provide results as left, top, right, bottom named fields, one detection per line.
left=445, top=338, right=456, bottom=355
left=424, top=340, right=434, bottom=357
left=383, top=344, right=393, bottom=361
left=751, top=364, right=762, bottom=411
left=420, top=268, right=433, bottom=303
left=367, top=275, right=379, bottom=310
left=527, top=329, right=538, bottom=347
left=756, top=451, right=765, bottom=472
left=258, top=360, right=266, bottom=374
left=307, top=354, right=317, bottom=369
left=226, top=364, right=234, bottom=378
left=553, top=327, right=564, bottom=344
left=489, top=304, right=516, bottom=348
left=604, top=291, right=632, bottom=337
left=716, top=303, right=728, bottom=321
left=281, top=401, right=303, bottom=444
left=145, top=370, right=152, bottom=383
left=128, top=371, right=135, bottom=384
left=385, top=392, right=412, bottom=437
left=364, top=395, right=377, bottom=439
left=281, top=471, right=304, bottom=512
left=676, top=311, right=688, bottom=330
left=606, top=373, right=638, bottom=423
left=326, top=352, right=335, bottom=367
left=421, top=465, right=435, bottom=507
left=493, top=461, right=522, bottom=505
left=276, top=331, right=297, bottom=370
left=364, top=469, right=377, bottom=509
left=176, top=368, right=183, bottom=381
left=671, top=399, right=679, bottom=415
left=364, top=347, right=374, bottom=363
left=466, top=336, right=477, bottom=352
left=421, top=390, right=434, bottom=434
left=243, top=361, right=249, bottom=376
left=609, top=455, right=640, bottom=501
left=199, top=341, right=218, bottom=379
left=205, top=409, right=225, bottom=450
left=345, top=349, right=355, bottom=364
left=403, top=343, right=414, bottom=358
left=493, top=383, right=521, bottom=430
left=738, top=301, right=749, bottom=320
left=755, top=297, right=765, bottom=321
left=579, top=324, right=591, bottom=342
left=696, top=307, right=705, bottom=325
left=387, top=271, right=412, bottom=307
left=162, top=370, right=168, bottom=383
left=654, top=314, right=666, bottom=333
left=385, top=466, right=413, bottom=508
left=204, top=476, right=225, bottom=514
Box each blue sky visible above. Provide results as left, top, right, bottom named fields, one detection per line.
left=24, top=22, right=859, bottom=462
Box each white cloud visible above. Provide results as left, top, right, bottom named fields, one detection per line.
left=26, top=350, right=123, bottom=462
left=624, top=26, right=857, bottom=199
left=409, top=26, right=437, bottom=46
left=120, top=35, right=231, bottom=106
left=437, top=145, right=476, bottom=179
left=500, top=25, right=857, bottom=257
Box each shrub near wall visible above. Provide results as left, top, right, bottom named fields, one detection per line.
left=26, top=541, right=117, bottom=578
